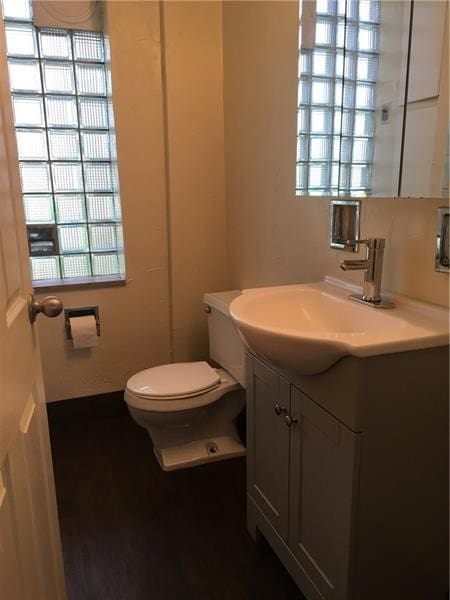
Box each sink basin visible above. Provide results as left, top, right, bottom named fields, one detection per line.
left=229, top=278, right=449, bottom=375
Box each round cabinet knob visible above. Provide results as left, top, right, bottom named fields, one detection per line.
left=274, top=404, right=286, bottom=416
left=29, top=294, right=63, bottom=324
left=285, top=415, right=298, bottom=427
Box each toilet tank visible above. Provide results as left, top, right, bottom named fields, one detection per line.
left=203, top=290, right=246, bottom=388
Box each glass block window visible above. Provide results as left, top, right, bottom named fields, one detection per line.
left=297, top=0, right=380, bottom=196
left=2, top=0, right=124, bottom=283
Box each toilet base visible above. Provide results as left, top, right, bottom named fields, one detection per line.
left=153, top=435, right=245, bottom=471
left=127, top=386, right=246, bottom=471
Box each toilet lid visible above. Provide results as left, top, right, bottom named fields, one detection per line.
left=126, top=361, right=221, bottom=399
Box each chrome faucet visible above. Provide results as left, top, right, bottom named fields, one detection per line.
left=340, top=238, right=395, bottom=308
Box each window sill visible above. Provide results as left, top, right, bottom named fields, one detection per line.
left=33, top=274, right=126, bottom=292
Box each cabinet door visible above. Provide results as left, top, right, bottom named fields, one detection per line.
left=289, top=387, right=360, bottom=600
left=247, top=355, right=290, bottom=541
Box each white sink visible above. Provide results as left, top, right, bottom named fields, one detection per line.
left=229, top=278, right=449, bottom=375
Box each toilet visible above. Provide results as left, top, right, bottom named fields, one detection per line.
left=124, top=290, right=246, bottom=471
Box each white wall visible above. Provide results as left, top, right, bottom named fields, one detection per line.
left=223, top=1, right=449, bottom=307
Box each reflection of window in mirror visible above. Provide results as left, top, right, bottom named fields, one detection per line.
left=297, top=0, right=381, bottom=197
left=296, top=0, right=412, bottom=198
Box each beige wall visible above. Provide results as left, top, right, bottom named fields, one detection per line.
left=37, top=1, right=171, bottom=402
left=162, top=1, right=229, bottom=362
left=35, top=0, right=449, bottom=402
left=223, top=1, right=300, bottom=287
left=223, top=1, right=449, bottom=307
left=36, top=1, right=229, bottom=401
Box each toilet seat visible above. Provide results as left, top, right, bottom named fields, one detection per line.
left=125, top=367, right=241, bottom=413
left=126, top=361, right=221, bottom=400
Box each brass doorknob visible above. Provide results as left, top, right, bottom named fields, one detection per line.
left=29, top=294, right=63, bottom=324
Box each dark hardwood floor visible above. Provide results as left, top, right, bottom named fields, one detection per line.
left=47, top=393, right=305, bottom=600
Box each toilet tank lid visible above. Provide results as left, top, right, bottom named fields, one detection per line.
left=203, top=290, right=241, bottom=315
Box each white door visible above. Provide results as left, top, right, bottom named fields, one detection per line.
left=0, top=17, right=66, bottom=600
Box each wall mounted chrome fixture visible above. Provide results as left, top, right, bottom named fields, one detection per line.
left=330, top=200, right=361, bottom=252
left=435, top=207, right=449, bottom=273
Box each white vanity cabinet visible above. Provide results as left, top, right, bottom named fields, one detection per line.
left=245, top=350, right=448, bottom=600
left=247, top=355, right=360, bottom=600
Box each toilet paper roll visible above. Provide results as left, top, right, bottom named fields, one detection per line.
left=69, top=315, right=98, bottom=349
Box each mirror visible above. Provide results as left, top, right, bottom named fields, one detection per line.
left=401, top=1, right=449, bottom=197
left=297, top=0, right=449, bottom=198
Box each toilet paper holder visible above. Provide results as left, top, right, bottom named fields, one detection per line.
left=65, top=306, right=100, bottom=340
